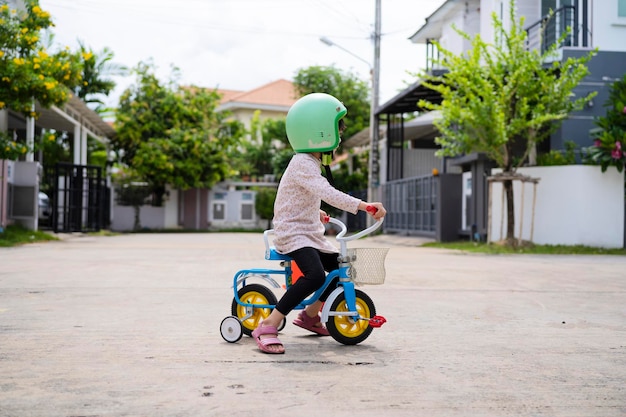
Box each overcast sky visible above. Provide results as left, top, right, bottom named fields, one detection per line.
left=38, top=0, right=443, bottom=109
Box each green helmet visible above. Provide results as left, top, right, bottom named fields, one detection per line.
left=286, top=93, right=347, bottom=153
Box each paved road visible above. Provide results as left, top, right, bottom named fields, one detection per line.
left=0, top=232, right=625, bottom=417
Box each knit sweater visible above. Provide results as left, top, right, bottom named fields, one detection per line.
left=272, top=153, right=361, bottom=254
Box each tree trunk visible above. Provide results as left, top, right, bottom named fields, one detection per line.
left=133, top=205, right=141, bottom=231
left=504, top=178, right=516, bottom=243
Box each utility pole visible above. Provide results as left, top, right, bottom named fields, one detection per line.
left=368, top=0, right=382, bottom=205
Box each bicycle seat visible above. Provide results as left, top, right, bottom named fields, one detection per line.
left=265, top=247, right=292, bottom=261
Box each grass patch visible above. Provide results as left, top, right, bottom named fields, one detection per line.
left=423, top=240, right=626, bottom=255
left=0, top=224, right=58, bottom=247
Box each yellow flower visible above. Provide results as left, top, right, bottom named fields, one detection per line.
left=32, top=5, right=42, bottom=14
left=33, top=63, right=40, bottom=69
left=38, top=74, right=44, bottom=80
left=47, top=134, right=55, bottom=142
left=21, top=27, right=27, bottom=34
left=2, top=77, right=10, bottom=82
left=83, top=81, right=88, bottom=86
left=13, top=57, right=24, bottom=65
left=38, top=50, right=48, bottom=59
left=44, top=81, right=56, bottom=90
left=0, top=50, right=4, bottom=58
left=63, top=74, right=69, bottom=80
left=82, top=52, right=93, bottom=60
left=0, top=102, right=4, bottom=109
left=0, top=4, right=7, bottom=11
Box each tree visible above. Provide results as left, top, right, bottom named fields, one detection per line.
left=113, top=61, right=245, bottom=204
left=74, top=40, right=127, bottom=114
left=416, top=0, right=596, bottom=246
left=0, top=0, right=83, bottom=159
left=293, top=65, right=370, bottom=140
left=255, top=187, right=276, bottom=229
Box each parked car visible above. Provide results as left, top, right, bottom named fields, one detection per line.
left=38, top=191, right=51, bottom=222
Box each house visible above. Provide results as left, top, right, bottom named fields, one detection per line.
left=111, top=79, right=299, bottom=231
left=1, top=94, right=115, bottom=233
left=0, top=0, right=115, bottom=234
left=372, top=0, right=626, bottom=246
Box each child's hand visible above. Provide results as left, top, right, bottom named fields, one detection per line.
left=364, top=202, right=386, bottom=220
left=319, top=210, right=330, bottom=223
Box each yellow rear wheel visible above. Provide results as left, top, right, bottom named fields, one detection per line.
left=231, top=284, right=277, bottom=336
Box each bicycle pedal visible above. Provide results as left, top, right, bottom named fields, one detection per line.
left=368, top=315, right=387, bottom=328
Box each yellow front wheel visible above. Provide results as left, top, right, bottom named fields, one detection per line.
left=326, top=289, right=376, bottom=345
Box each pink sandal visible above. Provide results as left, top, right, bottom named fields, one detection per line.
left=293, top=311, right=330, bottom=336
left=252, top=322, right=285, bottom=354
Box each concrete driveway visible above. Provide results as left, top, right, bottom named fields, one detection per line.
left=0, top=232, right=624, bottom=417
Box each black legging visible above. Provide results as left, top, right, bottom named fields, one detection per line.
left=274, top=247, right=339, bottom=315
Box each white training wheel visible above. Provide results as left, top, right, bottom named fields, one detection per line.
left=220, top=316, right=243, bottom=343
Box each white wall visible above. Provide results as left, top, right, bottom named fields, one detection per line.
left=163, top=186, right=178, bottom=229
left=110, top=205, right=166, bottom=231
left=593, top=0, right=626, bottom=51
left=489, top=165, right=625, bottom=248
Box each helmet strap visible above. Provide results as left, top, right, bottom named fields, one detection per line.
left=321, top=151, right=335, bottom=187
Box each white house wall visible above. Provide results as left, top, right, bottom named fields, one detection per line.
left=163, top=186, right=179, bottom=229
left=489, top=166, right=625, bottom=248
left=594, top=0, right=626, bottom=51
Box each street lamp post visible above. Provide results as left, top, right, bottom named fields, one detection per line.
left=319, top=0, right=381, bottom=211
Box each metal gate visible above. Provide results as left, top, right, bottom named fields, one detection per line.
left=43, top=163, right=109, bottom=233
left=382, top=175, right=437, bottom=236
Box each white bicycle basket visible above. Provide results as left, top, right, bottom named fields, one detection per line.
left=346, top=248, right=389, bottom=285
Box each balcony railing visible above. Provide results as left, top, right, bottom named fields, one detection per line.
left=525, top=6, right=591, bottom=54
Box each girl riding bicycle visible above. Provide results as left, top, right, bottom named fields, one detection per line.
left=252, top=92, right=386, bottom=354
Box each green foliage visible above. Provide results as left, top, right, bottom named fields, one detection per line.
left=113, top=61, right=245, bottom=201
left=0, top=0, right=83, bottom=116
left=74, top=39, right=127, bottom=113
left=416, top=0, right=596, bottom=172
left=0, top=224, right=58, bottom=247
left=0, top=131, right=30, bottom=160
left=332, top=150, right=369, bottom=192
left=255, top=187, right=277, bottom=229
left=537, top=140, right=577, bottom=166
left=583, top=74, right=626, bottom=173
left=293, top=65, right=370, bottom=140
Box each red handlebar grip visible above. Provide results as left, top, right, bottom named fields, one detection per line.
left=366, top=205, right=378, bottom=214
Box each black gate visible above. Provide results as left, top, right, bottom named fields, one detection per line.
left=43, top=163, right=109, bottom=233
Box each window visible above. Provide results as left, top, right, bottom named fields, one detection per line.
left=241, top=203, right=254, bottom=221
left=213, top=203, right=225, bottom=220
left=241, top=192, right=253, bottom=201
left=620, top=0, right=626, bottom=17
left=214, top=192, right=226, bottom=200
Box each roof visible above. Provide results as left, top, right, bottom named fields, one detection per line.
left=216, top=79, right=298, bottom=112
left=8, top=92, right=116, bottom=140
left=408, top=0, right=465, bottom=44
left=375, top=70, right=446, bottom=115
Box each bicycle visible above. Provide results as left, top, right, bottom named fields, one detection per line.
left=220, top=207, right=389, bottom=345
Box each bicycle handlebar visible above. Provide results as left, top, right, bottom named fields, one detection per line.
left=332, top=216, right=383, bottom=240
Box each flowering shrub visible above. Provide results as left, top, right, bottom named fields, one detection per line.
left=584, top=75, right=626, bottom=172
left=0, top=1, right=83, bottom=116
left=0, top=132, right=30, bottom=161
